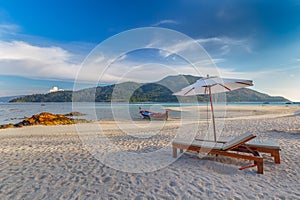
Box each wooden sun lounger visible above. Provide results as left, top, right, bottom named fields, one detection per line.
left=172, top=133, right=264, bottom=174
left=195, top=137, right=281, bottom=164
left=245, top=140, right=280, bottom=164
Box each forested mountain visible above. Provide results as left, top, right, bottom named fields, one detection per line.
left=0, top=95, right=24, bottom=102
left=10, top=75, right=289, bottom=103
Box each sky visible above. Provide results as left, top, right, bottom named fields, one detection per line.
left=0, top=0, right=299, bottom=101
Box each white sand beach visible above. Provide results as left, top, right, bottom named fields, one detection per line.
left=0, top=106, right=300, bottom=199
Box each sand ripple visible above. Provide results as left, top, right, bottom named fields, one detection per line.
left=0, top=115, right=299, bottom=199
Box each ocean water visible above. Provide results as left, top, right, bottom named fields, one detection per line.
left=0, top=102, right=298, bottom=125
left=0, top=102, right=181, bottom=125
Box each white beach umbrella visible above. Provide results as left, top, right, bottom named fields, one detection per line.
left=173, top=75, right=253, bottom=141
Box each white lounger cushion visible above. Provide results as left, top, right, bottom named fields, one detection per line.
left=192, top=140, right=224, bottom=150
left=172, top=140, right=223, bottom=150
left=221, top=132, right=255, bottom=150
left=216, top=136, right=280, bottom=150
left=173, top=132, right=254, bottom=150
left=246, top=139, right=280, bottom=149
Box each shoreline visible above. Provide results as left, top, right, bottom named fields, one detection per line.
left=1, top=105, right=299, bottom=130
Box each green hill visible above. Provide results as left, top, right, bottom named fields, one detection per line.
left=10, top=75, right=289, bottom=103
left=10, top=91, right=73, bottom=102
left=0, top=95, right=24, bottom=102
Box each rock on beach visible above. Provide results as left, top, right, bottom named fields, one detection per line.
left=0, top=112, right=87, bottom=129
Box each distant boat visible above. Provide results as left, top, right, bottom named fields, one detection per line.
left=262, top=102, right=270, bottom=104
left=139, top=107, right=168, bottom=120
left=285, top=102, right=293, bottom=105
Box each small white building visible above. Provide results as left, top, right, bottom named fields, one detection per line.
left=49, top=86, right=64, bottom=93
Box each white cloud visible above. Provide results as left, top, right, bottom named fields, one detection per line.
left=196, top=37, right=252, bottom=55
left=2, top=36, right=298, bottom=101
left=152, top=20, right=179, bottom=27
left=1, top=39, right=298, bottom=101
left=266, top=88, right=300, bottom=102
left=0, top=23, right=20, bottom=36
left=92, top=58, right=234, bottom=85
left=156, top=40, right=196, bottom=57
left=0, top=89, right=46, bottom=97
left=0, top=41, right=70, bottom=62
left=0, top=36, right=260, bottom=86
left=49, top=86, right=64, bottom=93
left=151, top=36, right=251, bottom=61
left=234, top=66, right=300, bottom=101
left=0, top=40, right=80, bottom=80
left=118, top=54, right=127, bottom=61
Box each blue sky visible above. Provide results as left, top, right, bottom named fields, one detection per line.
left=0, top=0, right=300, bottom=100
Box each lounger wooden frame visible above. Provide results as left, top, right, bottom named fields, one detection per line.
left=195, top=138, right=281, bottom=164
left=172, top=135, right=264, bottom=174
left=232, top=145, right=280, bottom=164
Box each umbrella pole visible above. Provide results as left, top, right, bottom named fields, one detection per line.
left=208, top=87, right=217, bottom=142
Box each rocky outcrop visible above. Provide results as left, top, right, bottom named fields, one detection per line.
left=0, top=112, right=88, bottom=129
left=64, top=112, right=86, bottom=116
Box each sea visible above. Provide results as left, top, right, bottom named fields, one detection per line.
left=0, top=102, right=298, bottom=125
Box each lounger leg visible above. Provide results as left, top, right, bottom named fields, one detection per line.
left=272, top=150, right=280, bottom=164
left=173, top=147, right=177, bottom=158
left=256, top=161, right=263, bottom=174
left=180, top=149, right=183, bottom=153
